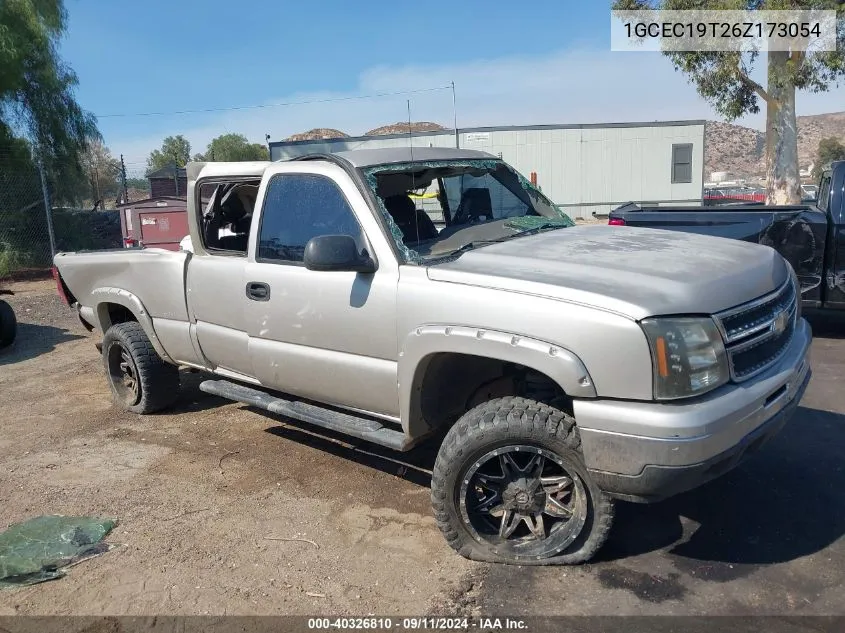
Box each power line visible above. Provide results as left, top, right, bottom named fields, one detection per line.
left=96, top=85, right=454, bottom=119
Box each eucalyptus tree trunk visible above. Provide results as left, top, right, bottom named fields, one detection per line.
left=765, top=51, right=801, bottom=205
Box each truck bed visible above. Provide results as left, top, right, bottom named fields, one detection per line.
left=610, top=202, right=816, bottom=239
left=54, top=247, right=191, bottom=325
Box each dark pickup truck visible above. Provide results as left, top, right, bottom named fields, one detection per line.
left=609, top=161, right=845, bottom=311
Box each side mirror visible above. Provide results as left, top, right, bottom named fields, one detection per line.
left=303, top=235, right=377, bottom=273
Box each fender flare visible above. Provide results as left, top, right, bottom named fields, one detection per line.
left=91, top=287, right=175, bottom=364
left=399, top=325, right=596, bottom=437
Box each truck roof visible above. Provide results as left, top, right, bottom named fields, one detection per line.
left=314, top=147, right=497, bottom=168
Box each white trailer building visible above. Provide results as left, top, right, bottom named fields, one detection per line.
left=269, top=120, right=705, bottom=219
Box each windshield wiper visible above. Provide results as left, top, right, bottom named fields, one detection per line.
left=430, top=220, right=570, bottom=262
left=504, top=218, right=573, bottom=234
left=437, top=237, right=514, bottom=259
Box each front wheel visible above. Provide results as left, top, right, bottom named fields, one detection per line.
left=431, top=396, right=614, bottom=565
left=102, top=321, right=179, bottom=414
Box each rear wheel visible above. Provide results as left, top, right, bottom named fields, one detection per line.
left=0, top=299, right=16, bottom=349
left=102, top=321, right=179, bottom=414
left=431, top=396, right=614, bottom=565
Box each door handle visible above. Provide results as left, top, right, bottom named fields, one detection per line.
left=246, top=282, right=270, bottom=301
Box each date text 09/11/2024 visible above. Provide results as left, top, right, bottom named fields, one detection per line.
left=306, top=617, right=528, bottom=630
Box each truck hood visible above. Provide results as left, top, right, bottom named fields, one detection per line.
left=426, top=225, right=788, bottom=320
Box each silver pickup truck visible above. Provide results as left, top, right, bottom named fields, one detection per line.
left=53, top=147, right=812, bottom=565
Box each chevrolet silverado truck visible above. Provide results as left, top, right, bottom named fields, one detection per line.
left=52, top=147, right=812, bottom=565
left=609, top=161, right=845, bottom=312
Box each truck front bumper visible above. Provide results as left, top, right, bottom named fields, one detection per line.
left=575, top=318, right=812, bottom=503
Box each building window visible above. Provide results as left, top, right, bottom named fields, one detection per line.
left=671, top=143, right=693, bottom=184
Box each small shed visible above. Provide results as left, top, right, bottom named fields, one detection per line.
left=117, top=197, right=189, bottom=251
left=146, top=165, right=188, bottom=198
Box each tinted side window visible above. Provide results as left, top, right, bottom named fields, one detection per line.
left=258, top=174, right=362, bottom=263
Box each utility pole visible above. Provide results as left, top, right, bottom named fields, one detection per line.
left=120, top=154, right=128, bottom=204
left=451, top=81, right=459, bottom=149
left=36, top=149, right=56, bottom=259
left=94, top=165, right=101, bottom=202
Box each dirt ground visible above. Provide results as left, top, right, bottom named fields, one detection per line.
left=0, top=279, right=480, bottom=616
left=1, top=278, right=844, bottom=619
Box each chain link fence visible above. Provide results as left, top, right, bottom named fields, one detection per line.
left=0, top=158, right=52, bottom=278
left=1, top=159, right=123, bottom=279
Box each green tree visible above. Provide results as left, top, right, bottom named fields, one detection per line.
left=813, top=137, right=845, bottom=179
left=613, top=1, right=845, bottom=204
left=82, top=140, right=121, bottom=204
left=147, top=135, right=192, bottom=172
left=0, top=123, right=40, bottom=211
left=125, top=177, right=151, bottom=192
left=0, top=0, right=99, bottom=204
left=196, top=133, right=270, bottom=161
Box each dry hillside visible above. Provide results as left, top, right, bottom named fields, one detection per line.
left=286, top=122, right=445, bottom=141
left=285, top=128, right=349, bottom=142
left=365, top=122, right=446, bottom=136
left=705, top=111, right=845, bottom=179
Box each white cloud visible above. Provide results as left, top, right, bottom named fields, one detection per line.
left=108, top=47, right=845, bottom=173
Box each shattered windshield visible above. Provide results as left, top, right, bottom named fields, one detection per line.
left=362, top=159, right=574, bottom=263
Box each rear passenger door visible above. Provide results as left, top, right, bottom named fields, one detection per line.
left=186, top=166, right=264, bottom=381
left=243, top=162, right=401, bottom=419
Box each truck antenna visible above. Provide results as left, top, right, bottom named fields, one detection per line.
left=407, top=99, right=419, bottom=243
left=407, top=99, right=414, bottom=163
left=451, top=81, right=458, bottom=149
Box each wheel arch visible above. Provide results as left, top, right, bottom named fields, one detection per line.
left=92, top=287, right=175, bottom=364
left=399, top=325, right=596, bottom=439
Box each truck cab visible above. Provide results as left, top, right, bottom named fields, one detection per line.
left=182, top=156, right=403, bottom=419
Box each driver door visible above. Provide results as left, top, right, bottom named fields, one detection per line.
left=243, top=162, right=401, bottom=418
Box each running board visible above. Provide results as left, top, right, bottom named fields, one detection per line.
left=199, top=379, right=409, bottom=451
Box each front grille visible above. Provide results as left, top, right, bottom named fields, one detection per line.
left=715, top=279, right=797, bottom=381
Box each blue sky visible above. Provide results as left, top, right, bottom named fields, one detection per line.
left=61, top=0, right=845, bottom=176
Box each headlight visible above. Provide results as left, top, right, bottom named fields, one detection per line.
left=640, top=317, right=729, bottom=400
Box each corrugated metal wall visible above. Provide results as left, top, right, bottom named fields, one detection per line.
left=270, top=122, right=705, bottom=219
